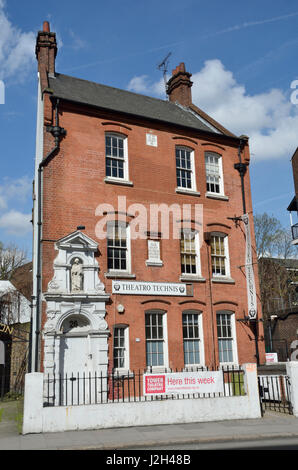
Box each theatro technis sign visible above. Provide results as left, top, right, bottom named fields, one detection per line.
left=241, top=214, right=257, bottom=320
left=112, top=280, right=187, bottom=296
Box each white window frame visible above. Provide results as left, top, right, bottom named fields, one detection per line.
left=210, top=233, right=231, bottom=279
left=180, top=229, right=202, bottom=280
left=205, top=152, right=224, bottom=196
left=216, top=311, right=238, bottom=366
left=113, top=325, right=130, bottom=372
left=107, top=221, right=131, bottom=274
left=105, top=132, right=130, bottom=183
left=145, top=310, right=169, bottom=371
left=176, top=146, right=196, bottom=192
left=182, top=310, right=205, bottom=368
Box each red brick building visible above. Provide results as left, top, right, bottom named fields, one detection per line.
left=31, top=22, right=265, bottom=376
left=287, top=148, right=298, bottom=244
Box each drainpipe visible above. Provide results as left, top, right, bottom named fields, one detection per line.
left=35, top=98, right=66, bottom=372
left=234, top=137, right=247, bottom=215
left=234, top=137, right=260, bottom=366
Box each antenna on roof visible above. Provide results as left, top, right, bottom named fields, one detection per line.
left=157, top=52, right=172, bottom=99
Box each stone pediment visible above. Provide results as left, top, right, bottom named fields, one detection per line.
left=55, top=231, right=98, bottom=252
left=46, top=230, right=105, bottom=296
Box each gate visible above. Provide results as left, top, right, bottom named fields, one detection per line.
left=258, top=375, right=293, bottom=416
left=0, top=328, right=30, bottom=400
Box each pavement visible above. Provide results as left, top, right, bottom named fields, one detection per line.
left=0, top=399, right=298, bottom=450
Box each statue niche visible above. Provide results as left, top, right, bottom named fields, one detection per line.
left=71, top=258, right=83, bottom=292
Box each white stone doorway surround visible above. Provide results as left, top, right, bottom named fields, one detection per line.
left=42, top=231, right=110, bottom=378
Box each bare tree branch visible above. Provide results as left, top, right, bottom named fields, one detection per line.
left=0, top=243, right=27, bottom=280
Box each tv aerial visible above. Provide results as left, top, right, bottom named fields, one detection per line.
left=157, top=52, right=172, bottom=98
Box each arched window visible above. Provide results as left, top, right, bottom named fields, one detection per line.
left=61, top=314, right=90, bottom=334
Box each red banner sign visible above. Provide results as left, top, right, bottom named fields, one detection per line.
left=144, top=371, right=224, bottom=396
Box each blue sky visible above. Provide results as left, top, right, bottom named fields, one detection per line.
left=0, top=0, right=298, bottom=259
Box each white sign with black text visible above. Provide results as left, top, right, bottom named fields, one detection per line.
left=112, top=280, right=187, bottom=296
left=241, top=214, right=258, bottom=320
left=146, top=133, right=158, bottom=147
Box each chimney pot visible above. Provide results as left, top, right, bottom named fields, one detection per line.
left=43, top=21, right=50, bottom=33
left=167, top=62, right=193, bottom=107
left=36, top=22, right=57, bottom=87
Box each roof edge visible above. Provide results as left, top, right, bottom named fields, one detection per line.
left=52, top=93, right=242, bottom=144
left=188, top=103, right=237, bottom=138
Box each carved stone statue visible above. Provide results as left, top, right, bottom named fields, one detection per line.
left=71, top=258, right=83, bottom=292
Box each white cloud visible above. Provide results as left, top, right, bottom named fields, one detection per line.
left=0, top=1, right=35, bottom=81
left=206, top=11, right=298, bottom=38
left=127, top=59, right=298, bottom=160
left=0, top=176, right=32, bottom=236
left=191, top=59, right=298, bottom=160
left=127, top=75, right=165, bottom=97
left=0, top=176, right=31, bottom=210
left=0, top=210, right=31, bottom=236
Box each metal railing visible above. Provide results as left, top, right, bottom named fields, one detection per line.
left=258, top=375, right=293, bottom=415
left=266, top=296, right=298, bottom=315
left=43, top=366, right=246, bottom=408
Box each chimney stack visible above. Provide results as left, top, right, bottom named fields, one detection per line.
left=166, top=63, right=193, bottom=107
left=35, top=21, right=57, bottom=86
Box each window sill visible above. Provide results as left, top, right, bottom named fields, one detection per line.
left=176, top=188, right=201, bottom=197
left=112, top=369, right=134, bottom=378
left=219, top=363, right=239, bottom=369
left=205, top=192, right=229, bottom=201
left=180, top=275, right=206, bottom=283
left=104, top=177, right=134, bottom=187
left=211, top=277, right=235, bottom=284
left=183, top=365, right=206, bottom=371
left=146, top=260, right=163, bottom=267
left=105, top=272, right=136, bottom=279
left=146, top=367, right=169, bottom=373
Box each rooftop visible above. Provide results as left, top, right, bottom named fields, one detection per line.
left=49, top=73, right=233, bottom=137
